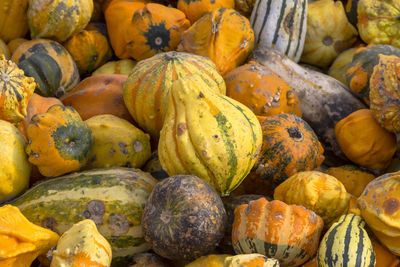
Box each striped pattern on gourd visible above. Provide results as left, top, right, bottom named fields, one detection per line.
left=318, top=214, right=375, bottom=267
left=250, top=0, right=307, bottom=62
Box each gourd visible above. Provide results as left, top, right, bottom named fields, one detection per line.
left=371, top=238, right=400, bottom=267
left=158, top=75, right=262, bottom=196
left=92, top=59, right=136, bottom=75
left=177, top=0, right=235, bottom=23
left=0, top=38, right=9, bottom=59
left=224, top=254, right=280, bottom=267
left=185, top=254, right=230, bottom=267
left=7, top=38, right=28, bottom=55
left=25, top=104, right=93, bottom=177
left=328, top=47, right=360, bottom=87
left=0, top=0, right=29, bottom=42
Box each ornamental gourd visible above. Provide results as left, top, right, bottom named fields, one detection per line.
left=12, top=39, right=80, bottom=98
left=178, top=8, right=254, bottom=76
left=328, top=47, right=360, bottom=87
left=224, top=63, right=301, bottom=117
left=224, top=254, right=280, bottom=267
left=92, top=59, right=136, bottom=75
left=250, top=0, right=307, bottom=62
left=0, top=205, right=59, bottom=266
left=0, top=55, right=35, bottom=124
left=105, top=1, right=190, bottom=61
left=232, top=198, right=323, bottom=266
left=27, top=0, right=94, bottom=43
left=185, top=254, right=230, bottom=267
left=26, top=105, right=93, bottom=177
left=123, top=51, right=226, bottom=140
left=158, top=75, right=262, bottom=196
left=177, top=0, right=234, bottom=23
left=51, top=220, right=112, bottom=267
left=0, top=0, right=29, bottom=42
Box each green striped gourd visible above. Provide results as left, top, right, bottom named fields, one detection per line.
left=250, top=0, right=307, bottom=62
left=158, top=75, right=262, bottom=196
left=123, top=51, right=226, bottom=140
left=318, top=214, right=375, bottom=267
left=11, top=168, right=158, bottom=266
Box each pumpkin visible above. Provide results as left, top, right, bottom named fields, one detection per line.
left=185, top=254, right=230, bottom=267
left=63, top=30, right=112, bottom=75
left=7, top=38, right=28, bottom=56
left=232, top=198, right=323, bottom=266
left=252, top=114, right=324, bottom=187
left=371, top=238, right=400, bottom=267
left=18, top=93, right=63, bottom=140
left=61, top=74, right=133, bottom=123
left=224, top=254, right=280, bottom=267
left=12, top=39, right=80, bottom=98
left=85, top=114, right=151, bottom=170
left=129, top=253, right=170, bottom=267
left=92, top=59, right=136, bottom=75
left=0, top=55, right=36, bottom=124
left=123, top=51, right=226, bottom=140
left=274, top=171, right=352, bottom=226
left=142, top=175, right=227, bottom=261
left=357, top=172, right=400, bottom=255
left=27, top=0, right=93, bottom=43
left=335, top=109, right=397, bottom=170
left=300, top=0, right=358, bottom=69
left=177, top=0, right=234, bottom=23
left=318, top=214, right=375, bottom=267
left=158, top=75, right=262, bottom=196
left=143, top=152, right=169, bottom=180
left=26, top=104, right=93, bottom=177
left=328, top=47, right=360, bottom=87
left=369, top=54, right=400, bottom=135
left=0, top=205, right=59, bottom=266
left=105, top=1, right=190, bottom=61
left=0, top=120, right=31, bottom=203
left=357, top=0, right=400, bottom=48
left=224, top=63, right=302, bottom=117
left=0, top=0, right=29, bottom=42
left=51, top=219, right=112, bottom=267
left=177, top=8, right=254, bottom=76
left=250, top=0, right=307, bottom=62
left=346, top=44, right=400, bottom=104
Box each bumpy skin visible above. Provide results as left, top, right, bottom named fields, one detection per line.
left=142, top=175, right=227, bottom=261
left=357, top=0, right=400, bottom=48
left=0, top=0, right=29, bottom=42
left=27, top=0, right=93, bottom=43
left=26, top=104, right=93, bottom=177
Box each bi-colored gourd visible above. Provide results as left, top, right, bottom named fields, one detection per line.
left=27, top=0, right=94, bottom=43
left=177, top=0, right=234, bottom=23
left=224, top=63, right=301, bottom=117
left=51, top=219, right=112, bottom=267
left=274, top=171, right=351, bottom=226
left=123, top=51, right=226, bottom=140
left=250, top=0, right=307, bottom=62
left=25, top=105, right=93, bottom=177
left=0, top=55, right=36, bottom=124
left=178, top=8, right=254, bottom=76
left=0, top=205, right=59, bottom=266
left=12, top=168, right=157, bottom=265
left=328, top=47, right=360, bottom=87
left=0, top=0, right=29, bottom=42
left=142, top=175, right=227, bottom=260
left=158, top=75, right=262, bottom=196
left=317, top=214, right=375, bottom=266
left=92, top=59, right=136, bottom=75
left=85, top=114, right=151, bottom=170
left=224, top=254, right=280, bottom=267
left=232, top=198, right=323, bottom=266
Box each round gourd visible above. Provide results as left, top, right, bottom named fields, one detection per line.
left=26, top=104, right=93, bottom=177
left=27, top=0, right=94, bottom=43
left=0, top=121, right=31, bottom=203
left=158, top=75, right=262, bottom=196
left=92, top=59, right=136, bottom=75
left=232, top=198, right=323, bottom=266
left=335, top=109, right=397, bottom=170
left=177, top=0, right=234, bottom=23
left=63, top=30, right=112, bottom=75
left=0, top=0, right=29, bottom=42
left=224, top=63, right=301, bottom=117
left=85, top=115, right=151, bottom=170
left=61, top=74, right=133, bottom=123
left=123, top=51, right=226, bottom=140
left=253, top=114, right=324, bottom=187
left=12, top=39, right=80, bottom=98
left=142, top=175, right=227, bottom=261
left=274, top=171, right=351, bottom=226
left=105, top=1, right=190, bottom=61
left=0, top=55, right=36, bottom=124
left=177, top=8, right=254, bottom=76
left=328, top=47, right=360, bottom=87
left=51, top=219, right=112, bottom=267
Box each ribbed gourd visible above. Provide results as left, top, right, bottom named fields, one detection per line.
left=158, top=75, right=262, bottom=196
left=250, top=0, right=307, bottom=62
left=317, top=214, right=375, bottom=267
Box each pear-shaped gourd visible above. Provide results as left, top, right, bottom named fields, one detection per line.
left=158, top=75, right=262, bottom=196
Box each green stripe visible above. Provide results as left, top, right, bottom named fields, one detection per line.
left=284, top=0, right=298, bottom=55
left=257, top=0, right=273, bottom=44
left=272, top=0, right=287, bottom=45
left=294, top=0, right=307, bottom=58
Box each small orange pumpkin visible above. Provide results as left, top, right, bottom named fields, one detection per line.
left=177, top=0, right=234, bottom=23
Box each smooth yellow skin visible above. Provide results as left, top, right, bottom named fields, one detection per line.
left=51, top=219, right=112, bottom=267
left=0, top=0, right=29, bottom=42
left=92, top=59, right=136, bottom=76
left=85, top=114, right=151, bottom=170
left=0, top=121, right=31, bottom=202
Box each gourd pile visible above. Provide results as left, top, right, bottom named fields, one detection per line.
left=1, top=0, right=400, bottom=266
